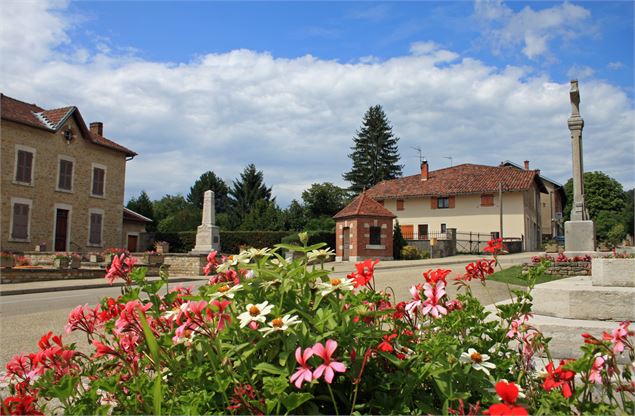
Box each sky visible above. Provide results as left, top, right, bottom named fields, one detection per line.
left=1, top=0, right=633, bottom=207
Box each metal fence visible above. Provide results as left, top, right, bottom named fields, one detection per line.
left=401, top=230, right=451, bottom=241
left=454, top=231, right=523, bottom=254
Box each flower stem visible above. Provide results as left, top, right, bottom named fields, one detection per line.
left=327, top=383, right=340, bottom=416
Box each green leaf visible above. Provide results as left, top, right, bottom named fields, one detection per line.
left=138, top=307, right=160, bottom=364
left=282, top=392, right=313, bottom=413
left=153, top=374, right=162, bottom=416
left=254, top=362, right=287, bottom=376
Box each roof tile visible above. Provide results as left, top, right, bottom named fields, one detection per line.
left=334, top=192, right=397, bottom=219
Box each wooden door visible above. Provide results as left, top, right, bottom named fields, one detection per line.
left=342, top=227, right=350, bottom=261
left=418, top=224, right=428, bottom=240
left=127, top=235, right=138, bottom=252
left=54, top=209, right=69, bottom=251
left=401, top=224, right=413, bottom=240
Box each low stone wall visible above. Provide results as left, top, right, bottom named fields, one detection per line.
left=406, top=239, right=456, bottom=258
left=522, top=261, right=591, bottom=277
left=164, top=254, right=208, bottom=276
left=1, top=268, right=105, bottom=284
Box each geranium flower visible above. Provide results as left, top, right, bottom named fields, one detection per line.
left=506, top=319, right=524, bottom=339
left=542, top=360, right=575, bottom=398
left=423, top=269, right=451, bottom=286
left=421, top=282, right=447, bottom=318
left=258, top=315, right=301, bottom=337
left=602, top=321, right=633, bottom=354
left=65, top=304, right=101, bottom=335
left=459, top=348, right=496, bottom=376
left=237, top=301, right=274, bottom=328
left=203, top=250, right=219, bottom=276
left=317, top=277, right=355, bottom=295
left=484, top=238, right=504, bottom=254
left=377, top=333, right=398, bottom=353
left=348, top=259, right=379, bottom=288
left=405, top=284, right=423, bottom=316
left=312, top=340, right=346, bottom=384
left=209, top=283, right=243, bottom=301
left=289, top=347, right=314, bottom=389
left=484, top=380, right=528, bottom=415
left=589, top=355, right=606, bottom=384
left=105, top=254, right=137, bottom=284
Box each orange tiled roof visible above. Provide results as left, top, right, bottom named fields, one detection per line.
left=366, top=163, right=545, bottom=199
left=334, top=192, right=397, bottom=219
left=1, top=94, right=136, bottom=157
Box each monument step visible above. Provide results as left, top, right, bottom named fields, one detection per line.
left=591, top=258, right=635, bottom=287
left=532, top=276, right=635, bottom=321
left=527, top=314, right=630, bottom=363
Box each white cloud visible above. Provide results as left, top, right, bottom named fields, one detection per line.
left=607, top=61, right=624, bottom=70
left=1, top=1, right=633, bottom=207
left=567, top=65, right=595, bottom=79
left=474, top=0, right=592, bottom=60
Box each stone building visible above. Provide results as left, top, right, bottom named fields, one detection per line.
left=1, top=94, right=137, bottom=252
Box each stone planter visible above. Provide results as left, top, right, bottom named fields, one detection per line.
left=155, top=242, right=169, bottom=254
left=144, top=253, right=164, bottom=266
left=54, top=258, right=70, bottom=269
left=89, top=254, right=104, bottom=263
left=544, top=243, right=558, bottom=253
left=0, top=256, right=16, bottom=268
left=69, top=257, right=81, bottom=269
left=592, top=258, right=635, bottom=287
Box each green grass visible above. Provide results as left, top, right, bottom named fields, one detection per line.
left=488, top=265, right=571, bottom=286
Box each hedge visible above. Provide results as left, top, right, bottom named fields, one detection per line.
left=154, top=231, right=291, bottom=254
left=280, top=230, right=336, bottom=251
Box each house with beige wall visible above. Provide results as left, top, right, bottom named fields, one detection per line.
left=1, top=94, right=137, bottom=253
left=366, top=161, right=547, bottom=251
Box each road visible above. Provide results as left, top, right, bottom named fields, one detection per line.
left=0, top=261, right=519, bottom=368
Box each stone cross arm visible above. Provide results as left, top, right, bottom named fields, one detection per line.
left=570, top=80, right=580, bottom=116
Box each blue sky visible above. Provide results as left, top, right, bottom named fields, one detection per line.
left=1, top=1, right=633, bottom=206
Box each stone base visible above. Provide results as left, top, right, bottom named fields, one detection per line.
left=191, top=224, right=220, bottom=254
left=592, top=258, right=635, bottom=287
left=564, top=220, right=596, bottom=253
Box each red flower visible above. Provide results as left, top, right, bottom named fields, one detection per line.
left=484, top=238, right=504, bottom=254
left=377, top=333, right=398, bottom=353
left=457, top=259, right=495, bottom=282
left=2, top=394, right=43, bottom=415
left=92, top=340, right=117, bottom=358
left=484, top=380, right=528, bottom=416
left=543, top=360, right=576, bottom=398
left=423, top=269, right=451, bottom=286
left=203, top=250, right=219, bottom=276
left=105, top=254, right=137, bottom=284
left=348, top=259, right=379, bottom=288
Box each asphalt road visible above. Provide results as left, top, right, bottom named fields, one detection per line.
left=0, top=262, right=518, bottom=368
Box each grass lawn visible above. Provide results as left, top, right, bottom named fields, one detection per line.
left=488, top=265, right=571, bottom=286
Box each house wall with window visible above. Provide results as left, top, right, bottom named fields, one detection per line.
left=1, top=116, right=128, bottom=252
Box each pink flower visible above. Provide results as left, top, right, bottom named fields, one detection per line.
left=105, top=254, right=137, bottom=284
left=603, top=321, right=633, bottom=354
left=421, top=282, right=447, bottom=318
left=92, top=340, right=117, bottom=358
left=204, top=250, right=219, bottom=276
left=507, top=319, right=523, bottom=339
left=405, top=284, right=423, bottom=316
left=589, top=355, right=606, bottom=384
left=290, top=347, right=314, bottom=389
left=312, top=340, right=346, bottom=384
left=65, top=304, right=101, bottom=335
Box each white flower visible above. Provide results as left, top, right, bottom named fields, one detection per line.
left=246, top=247, right=272, bottom=259
left=316, top=277, right=355, bottom=295
left=307, top=248, right=335, bottom=263
left=238, top=301, right=274, bottom=328
left=245, top=270, right=255, bottom=279
left=209, top=283, right=243, bottom=300
left=216, top=254, right=250, bottom=273
left=258, top=314, right=301, bottom=337
left=459, top=348, right=496, bottom=376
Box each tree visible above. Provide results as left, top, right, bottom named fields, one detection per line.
left=393, top=221, right=406, bottom=260
left=126, top=191, right=155, bottom=231
left=239, top=200, right=283, bottom=231
left=301, top=182, right=349, bottom=218
left=623, top=189, right=634, bottom=240
left=153, top=194, right=190, bottom=223
left=343, top=105, right=403, bottom=193
left=187, top=171, right=229, bottom=213
left=283, top=200, right=308, bottom=231
left=156, top=205, right=200, bottom=233
left=564, top=171, right=626, bottom=222
left=228, top=164, right=273, bottom=222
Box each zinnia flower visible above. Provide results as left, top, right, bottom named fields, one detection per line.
left=237, top=301, right=274, bottom=328
left=209, top=283, right=243, bottom=301
left=460, top=348, right=496, bottom=376
left=317, top=277, right=355, bottom=295
left=259, top=315, right=301, bottom=337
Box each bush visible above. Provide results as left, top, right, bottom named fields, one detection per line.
left=220, top=231, right=289, bottom=254
left=393, top=221, right=406, bottom=259
left=400, top=245, right=429, bottom=260
left=281, top=230, right=335, bottom=251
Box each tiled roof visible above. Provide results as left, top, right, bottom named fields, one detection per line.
left=366, top=163, right=545, bottom=199
left=123, top=207, right=153, bottom=223
left=333, top=192, right=397, bottom=219
left=1, top=93, right=136, bottom=157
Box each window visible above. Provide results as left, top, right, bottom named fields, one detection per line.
left=418, top=224, right=428, bottom=240
left=89, top=211, right=103, bottom=246
left=440, top=223, right=447, bottom=233
left=57, top=158, right=74, bottom=191
left=369, top=226, right=381, bottom=245
left=10, top=199, right=31, bottom=241
left=14, top=146, right=35, bottom=185
left=437, top=197, right=449, bottom=209
left=481, top=194, right=494, bottom=207
left=91, top=165, right=106, bottom=197
left=397, top=199, right=405, bottom=211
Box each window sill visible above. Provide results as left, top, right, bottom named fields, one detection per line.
left=9, top=238, right=31, bottom=243
left=12, top=180, right=34, bottom=187
left=366, top=244, right=386, bottom=250
left=87, top=243, right=103, bottom=248
left=55, top=188, right=74, bottom=194
left=90, top=194, right=106, bottom=199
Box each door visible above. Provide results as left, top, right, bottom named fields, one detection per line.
left=127, top=234, right=139, bottom=252
left=401, top=224, right=413, bottom=240
left=54, top=209, right=69, bottom=251
left=342, top=227, right=350, bottom=261
left=418, top=224, right=428, bottom=240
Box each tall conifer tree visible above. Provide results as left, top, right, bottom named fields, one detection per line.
left=343, top=105, right=403, bottom=193
left=228, top=164, right=273, bottom=224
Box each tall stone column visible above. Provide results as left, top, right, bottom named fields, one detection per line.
left=191, top=190, right=221, bottom=254
left=565, top=80, right=596, bottom=254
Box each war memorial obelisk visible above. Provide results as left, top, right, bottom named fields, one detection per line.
left=191, top=190, right=221, bottom=253
left=564, top=80, right=596, bottom=254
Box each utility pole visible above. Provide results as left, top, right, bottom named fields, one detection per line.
left=499, top=182, right=503, bottom=239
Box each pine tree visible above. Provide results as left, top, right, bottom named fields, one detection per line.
left=393, top=220, right=406, bottom=260
left=187, top=171, right=229, bottom=213
left=228, top=164, right=273, bottom=224
left=343, top=105, right=403, bottom=193
left=126, top=190, right=155, bottom=231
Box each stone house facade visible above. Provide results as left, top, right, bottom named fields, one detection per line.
left=366, top=161, right=547, bottom=251
left=1, top=94, right=136, bottom=253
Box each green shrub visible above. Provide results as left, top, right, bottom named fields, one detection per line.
left=281, top=230, right=335, bottom=250
left=221, top=231, right=289, bottom=254
left=393, top=221, right=407, bottom=259
left=401, top=245, right=428, bottom=260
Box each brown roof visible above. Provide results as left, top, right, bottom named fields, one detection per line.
left=1, top=94, right=136, bottom=157
left=366, top=163, right=547, bottom=200
left=123, top=207, right=152, bottom=223
left=333, top=192, right=397, bottom=219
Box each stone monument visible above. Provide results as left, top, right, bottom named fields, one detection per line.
left=564, top=80, right=596, bottom=254
left=191, top=190, right=221, bottom=254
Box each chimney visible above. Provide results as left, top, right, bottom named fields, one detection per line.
left=523, top=160, right=530, bottom=170
left=90, top=122, right=103, bottom=136
left=420, top=160, right=429, bottom=181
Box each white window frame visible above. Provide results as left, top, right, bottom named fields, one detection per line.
left=52, top=203, right=73, bottom=252
left=13, top=145, right=36, bottom=186
left=56, top=155, right=75, bottom=193
left=87, top=208, right=105, bottom=247
left=9, top=197, right=33, bottom=242
left=90, top=163, right=107, bottom=198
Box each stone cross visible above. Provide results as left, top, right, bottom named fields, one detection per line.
left=567, top=80, right=589, bottom=221
left=191, top=190, right=220, bottom=254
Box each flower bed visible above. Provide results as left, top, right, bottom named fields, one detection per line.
left=523, top=254, right=592, bottom=278
left=2, top=239, right=633, bottom=415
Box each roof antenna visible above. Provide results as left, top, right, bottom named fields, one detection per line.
left=411, top=146, right=424, bottom=164
left=444, top=156, right=453, bottom=167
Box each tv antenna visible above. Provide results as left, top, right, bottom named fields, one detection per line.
left=444, top=156, right=453, bottom=167
left=411, top=146, right=425, bottom=164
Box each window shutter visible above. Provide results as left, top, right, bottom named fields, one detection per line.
left=431, top=197, right=437, bottom=209
left=16, top=151, right=33, bottom=183
left=449, top=196, right=456, bottom=208
left=397, top=199, right=404, bottom=211
left=12, top=203, right=29, bottom=239
left=93, top=168, right=105, bottom=196
left=90, top=213, right=102, bottom=244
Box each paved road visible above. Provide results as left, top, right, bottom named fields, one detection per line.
left=0, top=262, right=519, bottom=368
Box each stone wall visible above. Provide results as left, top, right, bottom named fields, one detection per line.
left=522, top=261, right=591, bottom=277
left=1, top=268, right=104, bottom=284
left=164, top=254, right=208, bottom=276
